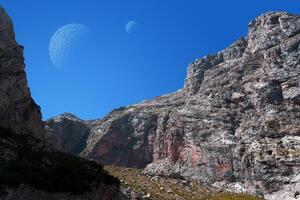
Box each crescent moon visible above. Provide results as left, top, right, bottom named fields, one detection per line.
left=49, top=24, right=88, bottom=69
left=126, top=21, right=137, bottom=34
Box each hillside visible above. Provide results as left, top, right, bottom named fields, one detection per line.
left=105, top=166, right=264, bottom=200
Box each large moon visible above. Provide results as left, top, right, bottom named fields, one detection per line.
left=125, top=21, right=137, bottom=34
left=49, top=24, right=88, bottom=68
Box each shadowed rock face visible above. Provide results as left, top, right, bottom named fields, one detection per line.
left=45, top=113, right=92, bottom=155
left=47, top=12, right=300, bottom=199
left=0, top=6, right=44, bottom=139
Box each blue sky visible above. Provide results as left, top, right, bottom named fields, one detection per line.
left=1, top=0, right=299, bottom=120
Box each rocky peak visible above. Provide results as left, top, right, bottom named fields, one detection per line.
left=184, top=12, right=300, bottom=96
left=246, top=11, right=300, bottom=54
left=46, top=11, right=300, bottom=199
left=0, top=6, right=15, bottom=43
left=45, top=113, right=92, bottom=155
left=52, top=112, right=84, bottom=122
left=0, top=6, right=44, bottom=138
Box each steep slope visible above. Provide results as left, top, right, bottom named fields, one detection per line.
left=0, top=7, right=44, bottom=139
left=0, top=6, right=126, bottom=200
left=45, top=113, right=92, bottom=155
left=47, top=11, right=300, bottom=199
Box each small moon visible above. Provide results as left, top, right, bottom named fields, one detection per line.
left=126, top=21, right=137, bottom=34
left=49, top=24, right=88, bottom=69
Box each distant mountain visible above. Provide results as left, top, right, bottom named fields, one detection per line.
left=45, top=113, right=92, bottom=155
left=47, top=12, right=300, bottom=200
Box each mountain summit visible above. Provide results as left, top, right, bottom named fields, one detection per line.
left=47, top=11, right=300, bottom=200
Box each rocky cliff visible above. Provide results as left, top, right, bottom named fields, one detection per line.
left=45, top=113, right=92, bottom=155
left=47, top=11, right=300, bottom=199
left=0, top=6, right=44, bottom=139
left=0, top=6, right=127, bottom=200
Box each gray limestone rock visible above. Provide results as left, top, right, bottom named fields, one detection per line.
left=48, top=11, right=300, bottom=199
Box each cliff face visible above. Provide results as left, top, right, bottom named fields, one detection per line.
left=0, top=7, right=44, bottom=139
left=45, top=113, right=92, bottom=155
left=47, top=12, right=300, bottom=199
left=0, top=6, right=126, bottom=200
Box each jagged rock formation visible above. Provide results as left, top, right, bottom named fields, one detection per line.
left=0, top=6, right=127, bottom=200
left=45, top=113, right=92, bottom=155
left=47, top=11, right=300, bottom=199
left=0, top=7, right=44, bottom=139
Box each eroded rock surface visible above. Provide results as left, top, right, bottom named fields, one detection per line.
left=45, top=113, right=92, bottom=155
left=0, top=6, right=44, bottom=139
left=48, top=12, right=300, bottom=199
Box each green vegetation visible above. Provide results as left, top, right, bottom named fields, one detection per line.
left=0, top=127, right=119, bottom=194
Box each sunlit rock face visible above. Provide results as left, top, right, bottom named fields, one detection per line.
left=48, top=12, right=300, bottom=198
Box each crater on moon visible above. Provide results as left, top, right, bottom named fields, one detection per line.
left=49, top=24, right=88, bottom=69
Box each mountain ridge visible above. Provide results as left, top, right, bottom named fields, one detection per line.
left=47, top=11, right=300, bottom=200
